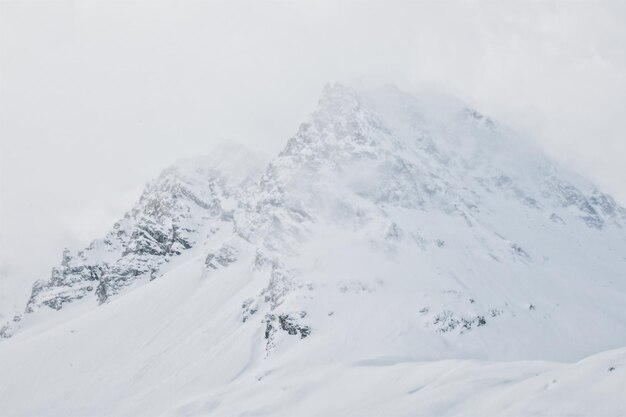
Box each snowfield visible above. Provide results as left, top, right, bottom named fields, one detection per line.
left=1, top=254, right=624, bottom=417
left=1, top=84, right=625, bottom=416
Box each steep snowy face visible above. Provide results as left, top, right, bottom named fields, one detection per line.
left=229, top=84, right=626, bottom=360
left=238, top=84, right=625, bottom=244
left=0, top=143, right=267, bottom=337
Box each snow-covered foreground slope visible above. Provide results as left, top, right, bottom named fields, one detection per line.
left=0, top=257, right=624, bottom=417
left=1, top=84, right=625, bottom=416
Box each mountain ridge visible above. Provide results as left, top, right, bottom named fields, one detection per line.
left=3, top=84, right=626, bottom=358
left=1, top=84, right=626, bottom=350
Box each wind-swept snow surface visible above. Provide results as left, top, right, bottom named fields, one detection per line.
left=1, top=84, right=625, bottom=416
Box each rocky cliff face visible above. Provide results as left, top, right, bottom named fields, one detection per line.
left=1, top=143, right=267, bottom=337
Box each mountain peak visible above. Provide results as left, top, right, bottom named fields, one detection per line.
left=3, top=84, right=626, bottom=366
left=2, top=82, right=626, bottom=416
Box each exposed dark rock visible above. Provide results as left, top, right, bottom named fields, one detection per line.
left=205, top=245, right=238, bottom=270
left=241, top=298, right=258, bottom=323
left=433, top=310, right=489, bottom=333
left=263, top=311, right=311, bottom=352
left=278, top=312, right=311, bottom=339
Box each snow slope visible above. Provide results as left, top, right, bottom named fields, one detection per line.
left=0, top=257, right=624, bottom=417
left=1, top=84, right=625, bottom=416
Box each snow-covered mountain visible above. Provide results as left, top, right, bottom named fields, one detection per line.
left=0, top=142, right=268, bottom=337
left=1, top=84, right=625, bottom=416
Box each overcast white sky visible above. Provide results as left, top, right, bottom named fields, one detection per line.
left=1, top=0, right=626, bottom=315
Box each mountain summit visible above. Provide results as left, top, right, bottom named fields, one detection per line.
left=1, top=84, right=625, bottom=416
